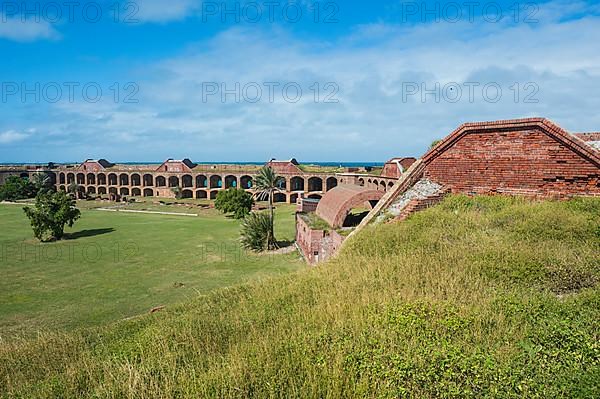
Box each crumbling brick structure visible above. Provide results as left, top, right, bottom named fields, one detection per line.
left=316, top=117, right=600, bottom=265
left=422, top=118, right=600, bottom=197
left=296, top=185, right=384, bottom=264
left=296, top=215, right=345, bottom=264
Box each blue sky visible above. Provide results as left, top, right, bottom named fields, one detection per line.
left=1, top=0, right=600, bottom=163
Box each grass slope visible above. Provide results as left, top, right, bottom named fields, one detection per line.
left=0, top=204, right=302, bottom=337
left=1, top=195, right=599, bottom=398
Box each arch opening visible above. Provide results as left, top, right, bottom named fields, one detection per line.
left=182, top=175, right=193, bottom=188
left=143, top=174, right=154, bottom=187
left=326, top=177, right=338, bottom=191
left=225, top=175, right=237, bottom=189
left=210, top=175, right=222, bottom=189
left=131, top=174, right=141, bottom=187
left=119, top=174, right=129, bottom=186
left=168, top=176, right=179, bottom=188
left=308, top=177, right=323, bottom=192
left=290, top=176, right=304, bottom=191
left=240, top=175, right=252, bottom=189
left=196, top=175, right=207, bottom=188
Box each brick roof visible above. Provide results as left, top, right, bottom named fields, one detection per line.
left=77, top=159, right=114, bottom=171
left=267, top=158, right=302, bottom=174
left=316, top=184, right=385, bottom=228
left=156, top=158, right=197, bottom=172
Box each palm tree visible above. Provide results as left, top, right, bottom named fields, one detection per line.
left=67, top=182, right=84, bottom=199
left=31, top=172, right=51, bottom=193
left=252, top=166, right=284, bottom=250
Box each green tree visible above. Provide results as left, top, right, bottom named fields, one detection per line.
left=0, top=175, right=35, bottom=201
left=215, top=188, right=254, bottom=219
left=23, top=191, right=81, bottom=242
left=250, top=166, right=284, bottom=250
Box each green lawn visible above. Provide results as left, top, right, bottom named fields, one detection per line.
left=0, top=203, right=303, bottom=338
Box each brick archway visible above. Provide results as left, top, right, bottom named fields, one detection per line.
left=315, top=185, right=384, bottom=228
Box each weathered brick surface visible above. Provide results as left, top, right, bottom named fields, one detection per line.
left=394, top=192, right=448, bottom=222
left=423, top=119, right=600, bottom=197
left=298, top=198, right=319, bottom=213
left=316, top=184, right=384, bottom=228
left=381, top=157, right=417, bottom=179
left=295, top=214, right=345, bottom=265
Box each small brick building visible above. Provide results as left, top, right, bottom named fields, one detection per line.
left=296, top=185, right=385, bottom=264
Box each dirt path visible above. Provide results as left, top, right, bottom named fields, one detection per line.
left=95, top=208, right=198, bottom=217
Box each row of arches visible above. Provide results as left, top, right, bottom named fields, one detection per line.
left=358, top=177, right=396, bottom=192
left=57, top=185, right=325, bottom=204
left=58, top=173, right=254, bottom=189
left=57, top=173, right=339, bottom=193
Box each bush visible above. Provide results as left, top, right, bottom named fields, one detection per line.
left=0, top=175, right=36, bottom=201
left=23, top=191, right=81, bottom=242
left=215, top=188, right=254, bottom=219
left=240, top=211, right=274, bottom=251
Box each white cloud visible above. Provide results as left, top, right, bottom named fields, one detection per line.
left=0, top=15, right=59, bottom=42
left=0, top=130, right=29, bottom=144
left=3, top=1, right=600, bottom=161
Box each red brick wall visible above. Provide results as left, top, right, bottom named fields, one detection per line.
left=298, top=198, right=319, bottom=213
left=296, top=215, right=325, bottom=264
left=381, top=163, right=400, bottom=179
left=424, top=128, right=600, bottom=197
left=296, top=214, right=347, bottom=264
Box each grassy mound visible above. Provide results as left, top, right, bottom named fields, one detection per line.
left=1, top=195, right=599, bottom=398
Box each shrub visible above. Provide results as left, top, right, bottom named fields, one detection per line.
left=215, top=188, right=254, bottom=219
left=240, top=211, right=274, bottom=251
left=0, top=175, right=36, bottom=201
left=23, top=190, right=81, bottom=242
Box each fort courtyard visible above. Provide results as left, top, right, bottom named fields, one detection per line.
left=3, top=0, right=600, bottom=394
left=1, top=117, right=599, bottom=397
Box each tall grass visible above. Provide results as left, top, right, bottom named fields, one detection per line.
left=1, top=195, right=598, bottom=398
